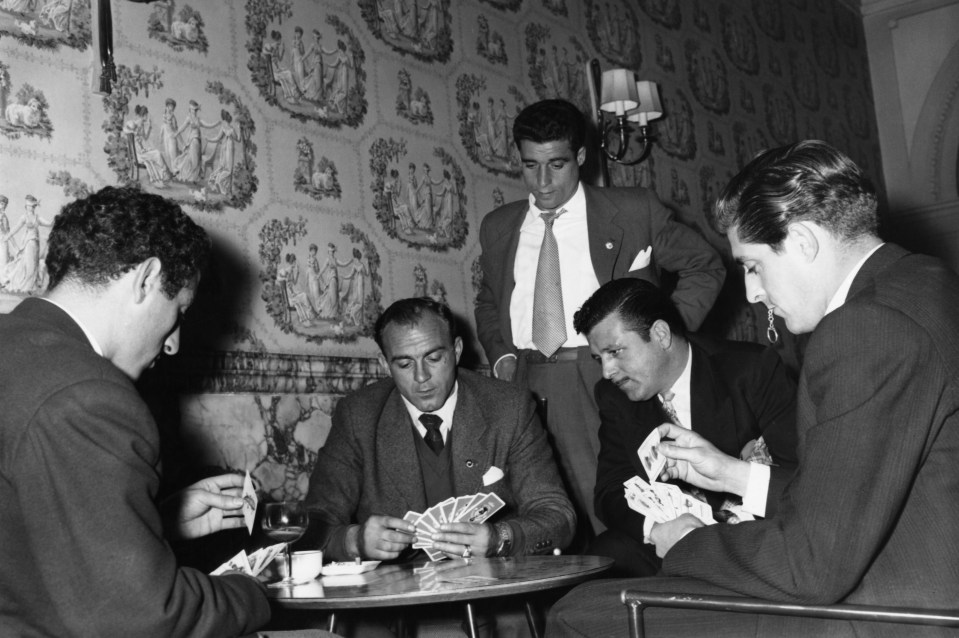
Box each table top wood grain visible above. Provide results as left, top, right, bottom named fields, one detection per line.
left=269, top=555, right=613, bottom=609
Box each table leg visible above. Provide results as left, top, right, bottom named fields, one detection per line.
left=463, top=602, right=479, bottom=638
left=525, top=600, right=543, bottom=638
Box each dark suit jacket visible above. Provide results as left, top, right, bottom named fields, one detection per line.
left=665, top=244, right=959, bottom=616
left=474, top=185, right=725, bottom=365
left=594, top=334, right=798, bottom=544
left=0, top=298, right=269, bottom=637
left=304, top=368, right=576, bottom=560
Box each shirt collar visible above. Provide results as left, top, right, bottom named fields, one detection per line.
left=523, top=182, right=585, bottom=228
left=824, top=243, right=885, bottom=315
left=401, top=381, right=459, bottom=429
left=39, top=297, right=104, bottom=356
left=660, top=341, right=692, bottom=407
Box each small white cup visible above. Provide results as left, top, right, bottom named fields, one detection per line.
left=276, top=550, right=324, bottom=582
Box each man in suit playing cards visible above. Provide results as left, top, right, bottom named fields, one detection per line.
left=573, top=278, right=798, bottom=577
left=303, top=296, right=575, bottom=563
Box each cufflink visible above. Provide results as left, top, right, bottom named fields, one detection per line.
left=465, top=459, right=474, bottom=468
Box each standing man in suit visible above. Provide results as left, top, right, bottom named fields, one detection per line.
left=573, top=278, right=797, bottom=577
left=474, top=98, right=725, bottom=538
left=0, top=186, right=276, bottom=636
left=549, top=140, right=959, bottom=636
left=304, top=296, right=575, bottom=562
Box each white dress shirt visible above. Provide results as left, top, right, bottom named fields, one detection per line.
left=509, top=183, right=600, bottom=350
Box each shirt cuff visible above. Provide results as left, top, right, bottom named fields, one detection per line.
left=741, top=462, right=770, bottom=517
left=492, top=353, right=517, bottom=378
left=642, top=516, right=655, bottom=544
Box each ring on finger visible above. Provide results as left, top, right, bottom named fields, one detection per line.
left=463, top=544, right=472, bottom=558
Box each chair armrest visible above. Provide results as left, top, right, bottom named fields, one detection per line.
left=621, top=590, right=959, bottom=638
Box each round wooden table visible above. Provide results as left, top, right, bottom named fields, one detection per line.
left=269, top=554, right=613, bottom=637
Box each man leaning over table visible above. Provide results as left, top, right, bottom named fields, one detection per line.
left=573, top=278, right=797, bottom=578
left=474, top=98, right=725, bottom=541
left=0, top=186, right=338, bottom=637
left=548, top=140, right=959, bottom=637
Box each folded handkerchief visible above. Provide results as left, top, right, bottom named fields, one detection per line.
left=740, top=436, right=774, bottom=465
left=629, top=246, right=652, bottom=271
left=482, top=466, right=504, bottom=486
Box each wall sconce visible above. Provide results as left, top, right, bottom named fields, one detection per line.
left=591, top=60, right=663, bottom=166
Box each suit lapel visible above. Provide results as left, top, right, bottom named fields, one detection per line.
left=688, top=340, right=737, bottom=453
left=450, top=377, right=489, bottom=495
left=377, top=390, right=428, bottom=512
left=584, top=185, right=626, bottom=282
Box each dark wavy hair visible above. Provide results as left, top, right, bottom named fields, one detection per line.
left=46, top=186, right=211, bottom=298
left=512, top=99, right=586, bottom=153
left=573, top=278, right=686, bottom=341
left=374, top=297, right=458, bottom=352
left=710, top=140, right=878, bottom=251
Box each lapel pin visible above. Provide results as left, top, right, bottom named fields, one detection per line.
left=466, top=459, right=474, bottom=468
left=605, top=241, right=614, bottom=250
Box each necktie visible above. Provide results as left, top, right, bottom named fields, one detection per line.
left=419, top=413, right=444, bottom=455
left=661, top=390, right=682, bottom=427
left=532, top=209, right=567, bottom=357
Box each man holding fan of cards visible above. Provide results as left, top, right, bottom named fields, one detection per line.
left=550, top=140, right=959, bottom=636
left=0, top=187, right=275, bottom=636
left=303, top=297, right=575, bottom=564
left=572, top=277, right=798, bottom=577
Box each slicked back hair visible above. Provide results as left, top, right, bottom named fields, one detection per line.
left=573, top=278, right=686, bottom=341
left=710, top=140, right=878, bottom=251
left=373, top=297, right=458, bottom=353
left=512, top=99, right=586, bottom=153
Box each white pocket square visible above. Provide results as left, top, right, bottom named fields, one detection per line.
left=629, top=246, right=652, bottom=271
left=482, top=466, right=505, bottom=486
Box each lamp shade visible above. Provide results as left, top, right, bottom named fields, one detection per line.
left=600, top=69, right=639, bottom=116
left=627, top=81, right=663, bottom=125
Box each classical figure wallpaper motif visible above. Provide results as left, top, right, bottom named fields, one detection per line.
left=0, top=0, right=91, bottom=50
left=0, top=0, right=884, bottom=499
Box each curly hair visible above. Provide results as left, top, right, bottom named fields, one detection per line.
left=512, top=99, right=586, bottom=153
left=45, top=186, right=211, bottom=298
left=710, top=140, right=878, bottom=251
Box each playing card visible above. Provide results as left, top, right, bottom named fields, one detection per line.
left=210, top=549, right=252, bottom=576
left=637, top=428, right=667, bottom=482
left=462, top=492, right=505, bottom=524
left=249, top=542, right=286, bottom=575
left=439, top=497, right=457, bottom=523
left=242, top=471, right=257, bottom=535
left=453, top=494, right=478, bottom=521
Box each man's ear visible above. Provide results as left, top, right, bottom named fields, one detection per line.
left=787, top=222, right=820, bottom=263
left=453, top=336, right=463, bottom=365
left=576, top=145, right=586, bottom=167
left=132, top=257, right=164, bottom=304
left=377, top=352, right=392, bottom=378
left=650, top=319, right=673, bottom=350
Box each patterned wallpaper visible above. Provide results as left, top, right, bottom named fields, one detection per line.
left=0, top=0, right=882, bottom=497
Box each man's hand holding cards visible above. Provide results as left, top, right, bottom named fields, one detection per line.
left=625, top=428, right=717, bottom=532
left=406, top=492, right=505, bottom=561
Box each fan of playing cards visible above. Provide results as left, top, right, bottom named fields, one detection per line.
left=625, top=428, right=716, bottom=526
left=404, top=492, right=506, bottom=561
